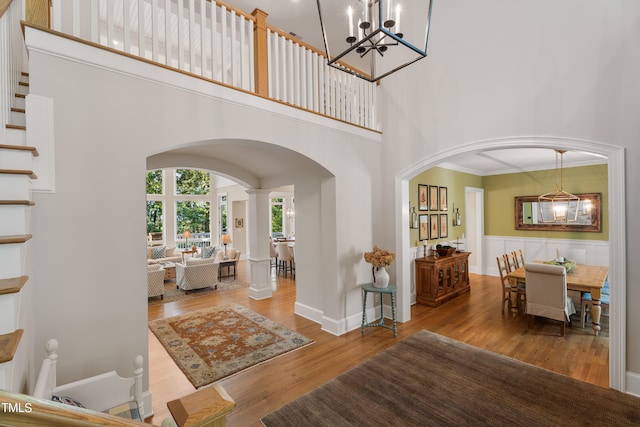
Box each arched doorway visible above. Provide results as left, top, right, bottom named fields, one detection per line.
left=395, top=136, right=626, bottom=391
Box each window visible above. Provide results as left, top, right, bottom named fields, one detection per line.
left=176, top=201, right=211, bottom=234
left=271, top=198, right=283, bottom=238
left=176, top=169, right=210, bottom=195
left=146, top=201, right=163, bottom=234
left=219, top=194, right=228, bottom=235
left=146, top=170, right=163, bottom=194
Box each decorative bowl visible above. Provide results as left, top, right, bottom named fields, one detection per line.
left=436, top=247, right=456, bottom=257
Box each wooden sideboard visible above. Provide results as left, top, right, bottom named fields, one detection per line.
left=415, top=252, right=471, bottom=307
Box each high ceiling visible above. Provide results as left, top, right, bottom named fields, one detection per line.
left=221, top=1, right=608, bottom=176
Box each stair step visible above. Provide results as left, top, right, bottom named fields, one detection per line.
left=11, top=107, right=25, bottom=114
left=6, top=124, right=26, bottom=131
left=18, top=82, right=28, bottom=88
left=0, top=169, right=37, bottom=179
left=0, top=200, right=35, bottom=206
left=0, top=235, right=32, bottom=245
left=0, top=144, right=39, bottom=156
left=0, top=330, right=23, bottom=364
left=0, top=276, right=28, bottom=296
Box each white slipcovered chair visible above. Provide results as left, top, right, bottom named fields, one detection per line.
left=275, top=242, right=294, bottom=277
left=176, top=258, right=219, bottom=292
left=524, top=263, right=576, bottom=336
left=147, top=264, right=165, bottom=299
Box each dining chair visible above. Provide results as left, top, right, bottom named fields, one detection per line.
left=503, top=253, right=518, bottom=273
left=516, top=249, right=525, bottom=267
left=276, top=242, right=294, bottom=277
left=270, top=243, right=278, bottom=270
left=580, top=280, right=610, bottom=328
left=497, top=256, right=526, bottom=314
left=524, top=263, right=576, bottom=336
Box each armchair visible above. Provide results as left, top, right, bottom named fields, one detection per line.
left=147, top=264, right=165, bottom=299
left=176, top=258, right=219, bottom=292
left=524, top=263, right=576, bottom=336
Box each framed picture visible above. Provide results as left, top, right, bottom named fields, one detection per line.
left=440, top=214, right=449, bottom=238
left=418, top=184, right=429, bottom=211
left=235, top=218, right=244, bottom=228
left=419, top=214, right=429, bottom=240
left=439, top=186, right=448, bottom=211
left=429, top=186, right=439, bottom=211
left=429, top=214, right=439, bottom=239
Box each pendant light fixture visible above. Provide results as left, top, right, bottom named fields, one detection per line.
left=538, top=150, right=580, bottom=223
left=316, top=0, right=434, bottom=82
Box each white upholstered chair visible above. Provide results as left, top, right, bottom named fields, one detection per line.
left=147, top=264, right=165, bottom=299
left=524, top=263, right=576, bottom=336
left=176, top=258, right=219, bottom=292
left=276, top=242, right=294, bottom=277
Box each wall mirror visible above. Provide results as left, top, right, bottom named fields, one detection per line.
left=515, top=193, right=602, bottom=232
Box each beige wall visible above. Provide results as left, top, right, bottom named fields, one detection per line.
left=483, top=164, right=608, bottom=240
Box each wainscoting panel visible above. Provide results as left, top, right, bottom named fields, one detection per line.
left=484, top=236, right=610, bottom=277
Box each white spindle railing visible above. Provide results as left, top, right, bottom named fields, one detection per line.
left=0, top=0, right=26, bottom=142
left=50, top=0, right=254, bottom=91
left=46, top=1, right=377, bottom=130
left=266, top=29, right=376, bottom=129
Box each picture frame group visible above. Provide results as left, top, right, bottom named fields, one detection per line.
left=417, top=184, right=449, bottom=241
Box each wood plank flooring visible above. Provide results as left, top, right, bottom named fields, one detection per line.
left=147, top=262, right=609, bottom=426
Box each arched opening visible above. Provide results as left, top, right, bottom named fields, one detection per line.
left=146, top=138, right=336, bottom=322
left=395, top=136, right=626, bottom=391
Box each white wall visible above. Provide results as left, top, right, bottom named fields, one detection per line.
left=379, top=0, right=640, bottom=391
left=25, top=27, right=381, bottom=391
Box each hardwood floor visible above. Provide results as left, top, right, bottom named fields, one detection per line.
left=147, top=261, right=609, bottom=426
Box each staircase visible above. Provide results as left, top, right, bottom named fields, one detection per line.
left=0, top=72, right=39, bottom=392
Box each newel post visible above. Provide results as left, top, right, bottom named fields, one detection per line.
left=252, top=8, right=269, bottom=97
left=25, top=0, right=50, bottom=28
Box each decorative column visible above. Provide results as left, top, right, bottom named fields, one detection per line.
left=246, top=189, right=272, bottom=299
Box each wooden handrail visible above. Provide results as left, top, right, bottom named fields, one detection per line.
left=0, top=390, right=152, bottom=427
left=0, top=0, right=12, bottom=20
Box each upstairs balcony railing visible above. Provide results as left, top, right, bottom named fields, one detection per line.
left=36, top=0, right=378, bottom=131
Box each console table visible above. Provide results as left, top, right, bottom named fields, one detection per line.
left=415, top=252, right=471, bottom=307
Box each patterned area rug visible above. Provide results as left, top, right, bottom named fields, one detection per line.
left=148, top=280, right=249, bottom=305
left=148, top=303, right=314, bottom=388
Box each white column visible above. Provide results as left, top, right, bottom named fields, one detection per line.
left=246, top=189, right=272, bottom=299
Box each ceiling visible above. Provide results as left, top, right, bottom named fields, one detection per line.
left=221, top=2, right=608, bottom=175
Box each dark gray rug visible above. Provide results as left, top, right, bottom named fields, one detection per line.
left=261, top=330, right=640, bottom=426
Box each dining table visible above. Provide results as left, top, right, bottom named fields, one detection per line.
left=507, top=263, right=609, bottom=336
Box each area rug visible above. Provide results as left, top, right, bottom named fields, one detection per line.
left=148, top=303, right=313, bottom=388
left=148, top=280, right=249, bottom=305
left=262, top=330, right=640, bottom=427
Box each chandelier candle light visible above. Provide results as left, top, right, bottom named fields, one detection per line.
left=538, top=150, right=580, bottom=223
left=316, top=0, right=434, bottom=82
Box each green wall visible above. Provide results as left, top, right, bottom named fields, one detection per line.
left=409, top=167, right=483, bottom=246
left=409, top=164, right=609, bottom=245
left=483, top=164, right=608, bottom=240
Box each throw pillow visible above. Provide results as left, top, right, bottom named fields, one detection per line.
left=202, top=246, right=216, bottom=259
left=165, top=245, right=176, bottom=257
left=226, top=248, right=237, bottom=260
left=152, top=246, right=166, bottom=259
left=52, top=395, right=86, bottom=408
left=186, top=257, right=214, bottom=266
left=214, top=250, right=225, bottom=262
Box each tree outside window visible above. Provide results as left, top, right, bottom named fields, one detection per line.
left=146, top=170, right=163, bottom=194
left=176, top=201, right=211, bottom=234
left=176, top=169, right=210, bottom=195
left=271, top=198, right=283, bottom=237
left=146, top=201, right=163, bottom=233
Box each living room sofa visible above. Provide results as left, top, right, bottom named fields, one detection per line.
left=146, top=245, right=184, bottom=265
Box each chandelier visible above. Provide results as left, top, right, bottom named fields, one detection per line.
left=316, top=0, right=434, bottom=82
left=538, top=150, right=580, bottom=223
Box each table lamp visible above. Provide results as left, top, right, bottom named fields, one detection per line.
left=182, top=230, right=191, bottom=249
left=222, top=234, right=232, bottom=259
